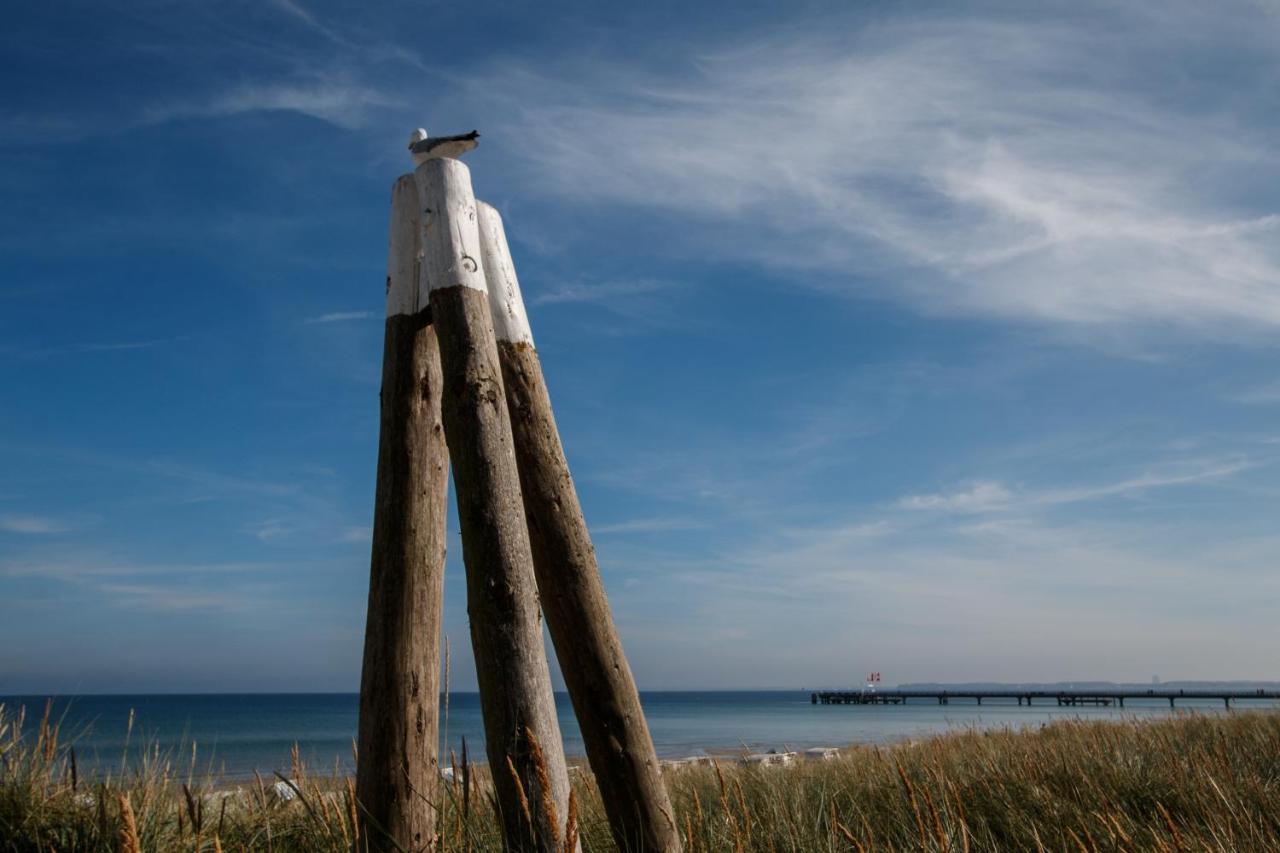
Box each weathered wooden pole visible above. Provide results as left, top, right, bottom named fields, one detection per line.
left=477, top=201, right=683, bottom=852
left=413, top=157, right=573, bottom=852
left=355, top=174, right=450, bottom=852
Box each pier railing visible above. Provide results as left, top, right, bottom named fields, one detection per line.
left=812, top=689, right=1280, bottom=709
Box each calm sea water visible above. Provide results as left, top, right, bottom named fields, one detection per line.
left=3, top=692, right=1271, bottom=780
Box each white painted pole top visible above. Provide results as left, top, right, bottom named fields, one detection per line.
left=385, top=174, right=423, bottom=317
left=413, top=157, right=488, bottom=296
left=476, top=202, right=534, bottom=346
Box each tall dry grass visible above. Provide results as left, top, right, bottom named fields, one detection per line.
left=2, top=700, right=1278, bottom=851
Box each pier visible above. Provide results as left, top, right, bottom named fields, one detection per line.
left=812, top=688, right=1280, bottom=709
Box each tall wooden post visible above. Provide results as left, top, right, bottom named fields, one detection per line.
left=413, top=157, right=573, bottom=852
left=356, top=174, right=450, bottom=852
left=477, top=201, right=683, bottom=852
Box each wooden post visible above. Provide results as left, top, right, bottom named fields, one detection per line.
left=355, top=174, right=450, bottom=852
left=413, top=157, right=572, bottom=852
left=476, top=201, right=683, bottom=852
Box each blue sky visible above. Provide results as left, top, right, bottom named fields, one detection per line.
left=2, top=0, right=1279, bottom=692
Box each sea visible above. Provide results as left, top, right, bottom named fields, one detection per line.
left=2, top=691, right=1271, bottom=780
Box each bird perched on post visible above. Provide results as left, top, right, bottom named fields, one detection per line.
left=409, top=128, right=480, bottom=165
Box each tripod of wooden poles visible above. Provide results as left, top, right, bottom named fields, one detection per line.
left=353, top=154, right=681, bottom=853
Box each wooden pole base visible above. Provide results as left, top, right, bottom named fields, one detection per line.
left=356, top=175, right=449, bottom=852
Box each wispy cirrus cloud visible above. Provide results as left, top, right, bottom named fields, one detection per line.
left=143, top=81, right=398, bottom=130
left=305, top=310, right=376, bottom=324
left=269, top=0, right=348, bottom=46
left=0, top=554, right=284, bottom=612
left=897, top=482, right=1012, bottom=513
left=897, top=457, right=1256, bottom=514
left=0, top=514, right=71, bottom=534
left=338, top=525, right=370, bottom=544
left=94, top=582, right=252, bottom=612
left=528, top=278, right=698, bottom=332
left=0, top=336, right=188, bottom=360
left=0, top=557, right=275, bottom=582
left=591, top=516, right=705, bottom=535
left=266, top=0, right=429, bottom=71
left=243, top=518, right=294, bottom=542
left=1227, top=382, right=1280, bottom=405
left=532, top=279, right=677, bottom=306
left=469, top=1, right=1280, bottom=339
left=606, top=492, right=1280, bottom=686
left=603, top=446, right=1279, bottom=685
left=76, top=339, right=179, bottom=352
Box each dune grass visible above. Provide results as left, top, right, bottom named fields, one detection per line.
left=2, top=700, right=1279, bottom=851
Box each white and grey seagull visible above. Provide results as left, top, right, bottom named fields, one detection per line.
left=408, top=128, right=480, bottom=165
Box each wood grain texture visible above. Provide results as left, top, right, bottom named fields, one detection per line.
left=356, top=175, right=449, bottom=852
left=384, top=173, right=426, bottom=318
left=416, top=159, right=573, bottom=852
left=477, top=202, right=680, bottom=851
left=498, top=340, right=683, bottom=852
left=416, top=158, right=487, bottom=295
left=475, top=204, right=533, bottom=345
left=431, top=286, right=573, bottom=853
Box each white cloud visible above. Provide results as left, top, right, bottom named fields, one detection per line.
left=1, top=337, right=186, bottom=359
left=77, top=338, right=180, bottom=352
left=0, top=555, right=292, bottom=613
left=469, top=3, right=1280, bottom=337
left=267, top=0, right=429, bottom=71
left=145, top=82, right=398, bottom=130
left=607, top=482, right=1280, bottom=686
left=897, top=458, right=1254, bottom=514
left=339, top=525, right=371, bottom=543
left=305, top=310, right=376, bottom=324
left=1227, top=382, right=1280, bottom=405
left=0, top=514, right=70, bottom=534
left=270, top=0, right=334, bottom=38
left=897, top=482, right=1012, bottom=513
left=532, top=279, right=677, bottom=306
left=1034, top=459, right=1255, bottom=506
left=0, top=556, right=278, bottom=582
left=591, top=516, right=704, bottom=535
left=244, top=519, right=292, bottom=541
left=96, top=582, right=249, bottom=612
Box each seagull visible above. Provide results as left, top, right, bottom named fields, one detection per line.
left=409, top=128, right=480, bottom=165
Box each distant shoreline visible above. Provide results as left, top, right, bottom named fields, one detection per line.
left=8, top=681, right=1280, bottom=698
left=8, top=689, right=1277, bottom=782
